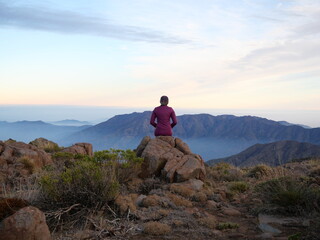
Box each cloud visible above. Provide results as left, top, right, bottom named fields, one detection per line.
left=0, top=1, right=190, bottom=44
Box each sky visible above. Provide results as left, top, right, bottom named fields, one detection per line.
left=0, top=0, right=320, bottom=126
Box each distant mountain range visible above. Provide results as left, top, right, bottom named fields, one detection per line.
left=50, top=119, right=93, bottom=126
left=207, top=140, right=320, bottom=167
left=1, top=112, right=319, bottom=160
left=0, top=121, right=89, bottom=143
left=60, top=111, right=320, bottom=160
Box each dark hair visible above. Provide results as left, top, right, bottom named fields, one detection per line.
left=160, top=96, right=169, bottom=105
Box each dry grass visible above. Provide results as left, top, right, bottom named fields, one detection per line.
left=143, top=221, right=171, bottom=235
left=169, top=184, right=195, bottom=199
left=142, top=194, right=161, bottom=207
left=166, top=192, right=193, bottom=207
left=198, top=216, right=217, bottom=229
left=193, top=192, right=207, bottom=202
left=247, top=164, right=274, bottom=179
left=19, top=157, right=36, bottom=174
left=114, top=194, right=138, bottom=215
left=206, top=163, right=244, bottom=182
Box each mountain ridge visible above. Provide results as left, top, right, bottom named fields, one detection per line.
left=60, top=111, right=320, bottom=160
left=207, top=140, right=320, bottom=167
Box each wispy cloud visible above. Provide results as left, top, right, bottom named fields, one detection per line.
left=0, top=1, right=190, bottom=44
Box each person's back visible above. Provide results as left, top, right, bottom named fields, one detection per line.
left=150, top=96, right=177, bottom=136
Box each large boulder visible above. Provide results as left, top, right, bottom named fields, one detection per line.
left=0, top=206, right=51, bottom=240
left=62, top=143, right=93, bottom=157
left=136, top=137, right=206, bottom=182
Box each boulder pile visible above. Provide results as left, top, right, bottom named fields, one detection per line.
left=136, top=136, right=206, bottom=182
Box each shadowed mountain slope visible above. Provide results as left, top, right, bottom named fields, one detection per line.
left=207, top=140, right=320, bottom=167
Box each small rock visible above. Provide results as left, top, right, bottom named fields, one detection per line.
left=258, top=223, right=282, bottom=235
left=222, top=207, right=241, bottom=216
left=135, top=195, right=147, bottom=207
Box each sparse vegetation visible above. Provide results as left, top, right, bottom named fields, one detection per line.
left=255, top=176, right=320, bottom=215
left=217, top=222, right=239, bottom=230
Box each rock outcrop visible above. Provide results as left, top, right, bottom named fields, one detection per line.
left=62, top=143, right=93, bottom=157
left=0, top=140, right=52, bottom=170
left=0, top=206, right=51, bottom=240
left=136, top=136, right=206, bottom=182
left=29, top=138, right=59, bottom=151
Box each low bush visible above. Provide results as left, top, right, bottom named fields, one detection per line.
left=207, top=163, right=244, bottom=182
left=247, top=164, right=273, bottom=179
left=38, top=149, right=143, bottom=229
left=255, top=177, right=320, bottom=215
left=40, top=158, right=119, bottom=208
left=228, top=181, right=249, bottom=193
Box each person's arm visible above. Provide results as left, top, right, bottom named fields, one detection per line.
left=170, top=109, right=177, bottom=128
left=150, top=111, right=157, bottom=128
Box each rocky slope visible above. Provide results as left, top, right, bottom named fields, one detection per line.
left=1, top=137, right=320, bottom=240
left=207, top=140, right=320, bottom=167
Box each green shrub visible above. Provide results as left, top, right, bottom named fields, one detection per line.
left=217, top=222, right=239, bottom=230
left=92, top=149, right=143, bottom=183
left=40, top=158, right=119, bottom=208
left=255, top=177, right=320, bottom=215
left=228, top=181, right=249, bottom=193
left=39, top=149, right=143, bottom=208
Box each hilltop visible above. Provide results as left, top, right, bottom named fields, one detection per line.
left=1, top=137, right=320, bottom=239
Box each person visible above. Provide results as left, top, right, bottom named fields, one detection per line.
left=150, top=96, right=177, bottom=136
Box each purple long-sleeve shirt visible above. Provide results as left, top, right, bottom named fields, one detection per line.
left=150, top=105, right=177, bottom=136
